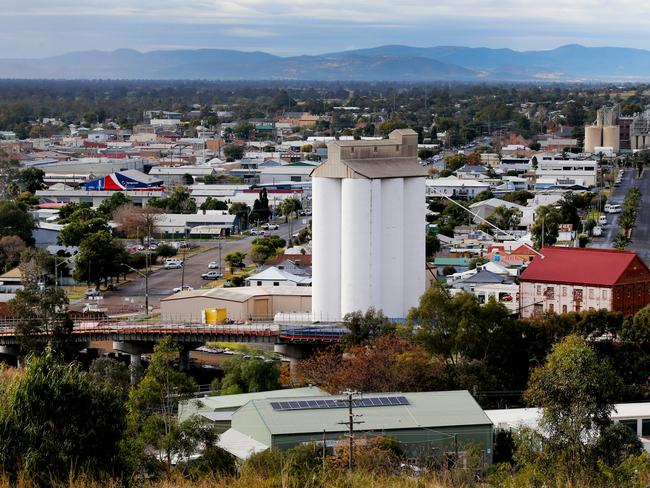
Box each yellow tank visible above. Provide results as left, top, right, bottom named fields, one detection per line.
left=204, top=308, right=227, bottom=324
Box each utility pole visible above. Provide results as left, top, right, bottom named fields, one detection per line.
left=338, top=390, right=364, bottom=471
left=322, top=429, right=326, bottom=470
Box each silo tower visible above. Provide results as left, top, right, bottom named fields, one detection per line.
left=310, top=129, right=427, bottom=321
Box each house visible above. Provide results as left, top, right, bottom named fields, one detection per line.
left=155, top=211, right=237, bottom=237
left=259, top=163, right=317, bottom=185
left=218, top=390, right=494, bottom=463
left=245, top=267, right=312, bottom=287
left=426, top=177, right=490, bottom=200
left=535, top=154, right=598, bottom=187
left=519, top=247, right=650, bottom=317
left=148, top=166, right=221, bottom=186
left=468, top=198, right=534, bottom=228
left=453, top=270, right=513, bottom=292
left=456, top=164, right=488, bottom=180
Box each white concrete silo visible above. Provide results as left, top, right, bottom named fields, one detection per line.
left=310, top=129, right=427, bottom=321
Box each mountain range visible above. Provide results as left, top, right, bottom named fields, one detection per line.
left=2, top=44, right=650, bottom=81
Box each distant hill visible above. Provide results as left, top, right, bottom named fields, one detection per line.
left=2, top=44, right=650, bottom=81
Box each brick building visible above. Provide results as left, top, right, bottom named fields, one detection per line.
left=519, top=247, right=650, bottom=317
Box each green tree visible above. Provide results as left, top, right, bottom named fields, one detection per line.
left=73, top=231, right=127, bottom=288
left=58, top=217, right=110, bottom=246
left=223, top=144, right=244, bottom=161
left=530, top=205, right=563, bottom=248
left=483, top=205, right=522, bottom=233
left=166, top=186, right=197, bottom=214
left=199, top=196, right=228, bottom=211
left=155, top=243, right=177, bottom=261
left=445, top=153, right=468, bottom=172
left=229, top=202, right=250, bottom=230
left=279, top=197, right=302, bottom=222
left=127, top=337, right=211, bottom=473
left=0, top=200, right=35, bottom=245
left=251, top=235, right=286, bottom=263
left=182, top=173, right=194, bottom=186
left=425, top=232, right=441, bottom=258
left=218, top=356, right=280, bottom=395
left=224, top=251, right=246, bottom=267
left=97, top=191, right=131, bottom=218
left=519, top=335, right=633, bottom=484
left=0, top=349, right=126, bottom=484
left=341, top=307, right=393, bottom=347
left=18, top=167, right=45, bottom=193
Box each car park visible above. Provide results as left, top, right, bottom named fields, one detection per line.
left=201, top=271, right=222, bottom=280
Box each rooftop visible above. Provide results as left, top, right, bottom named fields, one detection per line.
left=519, top=247, right=648, bottom=286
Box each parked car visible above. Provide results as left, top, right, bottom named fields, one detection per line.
left=263, top=223, right=279, bottom=230
left=249, top=229, right=261, bottom=236
left=202, top=271, right=222, bottom=280
left=106, top=283, right=118, bottom=291
left=84, top=288, right=101, bottom=298
left=599, top=214, right=607, bottom=226
left=207, top=261, right=220, bottom=269
left=172, top=285, right=194, bottom=293
left=223, top=280, right=234, bottom=288
left=604, top=203, right=622, bottom=213
left=164, top=260, right=183, bottom=269
left=592, top=225, right=603, bottom=237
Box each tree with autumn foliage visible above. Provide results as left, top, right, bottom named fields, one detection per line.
left=297, top=335, right=448, bottom=394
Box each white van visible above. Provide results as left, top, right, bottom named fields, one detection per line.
left=604, top=203, right=622, bottom=213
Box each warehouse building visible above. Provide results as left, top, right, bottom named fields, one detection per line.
left=218, top=390, right=493, bottom=464
left=160, top=286, right=312, bottom=322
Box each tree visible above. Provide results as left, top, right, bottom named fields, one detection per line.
left=0, top=350, right=127, bottom=484
left=154, top=243, right=177, bottom=261
left=483, top=205, right=522, bottom=233
left=224, top=251, right=246, bottom=267
left=0, top=235, right=26, bottom=269
left=0, top=154, right=20, bottom=199
left=251, top=235, right=286, bottom=263
left=97, top=191, right=131, bottom=218
left=127, top=337, right=206, bottom=473
left=229, top=202, right=250, bottom=230
left=9, top=249, right=71, bottom=352
left=181, top=173, right=194, bottom=186
left=522, top=335, right=624, bottom=478
left=58, top=216, right=110, bottom=246
left=199, top=196, right=228, bottom=211
left=530, top=205, right=563, bottom=248
left=88, top=357, right=131, bottom=397
left=166, top=186, right=197, bottom=214
left=0, top=200, right=35, bottom=245
left=249, top=188, right=271, bottom=223
left=279, top=197, right=302, bottom=222
left=73, top=231, right=127, bottom=288
left=298, top=335, right=448, bottom=394
left=445, top=153, right=468, bottom=172
left=223, top=144, right=244, bottom=161
left=425, top=232, right=440, bottom=258
left=218, top=357, right=280, bottom=395
left=18, top=167, right=45, bottom=193
left=378, top=119, right=408, bottom=137
left=114, top=204, right=163, bottom=243
left=341, top=307, right=393, bottom=346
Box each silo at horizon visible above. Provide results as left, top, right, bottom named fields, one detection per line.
left=311, top=129, right=427, bottom=321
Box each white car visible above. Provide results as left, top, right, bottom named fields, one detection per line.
left=207, top=261, right=220, bottom=269
left=164, top=260, right=183, bottom=269
left=592, top=226, right=603, bottom=237
left=202, top=271, right=222, bottom=280
left=84, top=288, right=101, bottom=298
left=173, top=285, right=194, bottom=293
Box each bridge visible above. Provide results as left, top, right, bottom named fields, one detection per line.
left=0, top=318, right=348, bottom=379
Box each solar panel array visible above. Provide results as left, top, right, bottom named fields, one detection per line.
left=270, top=396, right=409, bottom=411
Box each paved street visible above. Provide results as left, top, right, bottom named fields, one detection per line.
left=74, top=218, right=308, bottom=314
left=590, top=167, right=650, bottom=264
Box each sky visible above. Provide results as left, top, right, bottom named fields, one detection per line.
left=3, top=0, right=650, bottom=57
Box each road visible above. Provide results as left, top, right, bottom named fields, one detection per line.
left=590, top=167, right=650, bottom=265
left=74, top=218, right=309, bottom=314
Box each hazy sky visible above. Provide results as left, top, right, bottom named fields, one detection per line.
left=3, top=0, right=650, bottom=57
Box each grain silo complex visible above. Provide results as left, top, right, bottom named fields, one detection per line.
left=584, top=105, right=620, bottom=154
left=311, top=129, right=427, bottom=321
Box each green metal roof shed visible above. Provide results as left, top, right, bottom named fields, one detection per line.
left=223, top=390, right=493, bottom=463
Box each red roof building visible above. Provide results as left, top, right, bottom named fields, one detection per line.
left=519, top=247, right=650, bottom=317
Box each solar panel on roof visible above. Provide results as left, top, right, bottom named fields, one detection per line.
left=270, top=396, right=410, bottom=411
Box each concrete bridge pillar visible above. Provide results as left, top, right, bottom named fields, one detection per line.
left=274, top=344, right=316, bottom=384
left=113, top=341, right=154, bottom=384
left=178, top=343, right=202, bottom=372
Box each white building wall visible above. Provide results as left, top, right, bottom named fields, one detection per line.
left=370, top=179, right=383, bottom=310
left=341, top=179, right=373, bottom=316
left=520, top=281, right=613, bottom=318
left=380, top=178, right=404, bottom=318
left=402, top=177, right=426, bottom=314
left=311, top=177, right=341, bottom=320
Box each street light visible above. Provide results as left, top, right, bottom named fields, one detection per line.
left=54, top=255, right=76, bottom=288
left=122, top=263, right=149, bottom=316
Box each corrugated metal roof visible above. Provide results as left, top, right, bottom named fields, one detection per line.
left=161, top=285, right=312, bottom=302
left=236, top=390, right=490, bottom=436
left=343, top=158, right=427, bottom=179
